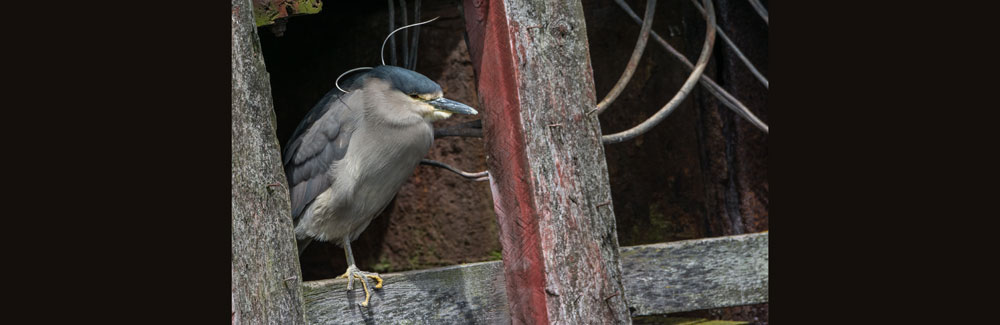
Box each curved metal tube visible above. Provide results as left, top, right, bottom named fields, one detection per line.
left=420, top=159, right=489, bottom=181
left=614, top=0, right=768, bottom=133
left=602, top=0, right=717, bottom=144
left=594, top=0, right=657, bottom=115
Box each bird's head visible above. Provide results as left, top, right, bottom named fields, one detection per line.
left=361, top=65, right=478, bottom=123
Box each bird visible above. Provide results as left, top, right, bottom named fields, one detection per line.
left=282, top=65, right=478, bottom=307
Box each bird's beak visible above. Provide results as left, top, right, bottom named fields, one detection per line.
left=428, top=97, right=478, bottom=115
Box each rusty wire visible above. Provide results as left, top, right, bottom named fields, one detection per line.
left=690, top=0, right=767, bottom=89
left=747, top=0, right=768, bottom=25
left=602, top=0, right=717, bottom=144
left=420, top=159, right=489, bottom=181
left=614, top=0, right=769, bottom=133
left=593, top=0, right=657, bottom=115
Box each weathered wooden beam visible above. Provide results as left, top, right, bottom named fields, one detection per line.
left=302, top=233, right=769, bottom=323
left=620, top=232, right=768, bottom=315
left=303, top=261, right=510, bottom=324
left=634, top=317, right=749, bottom=325
left=232, top=0, right=306, bottom=323
left=462, top=0, right=630, bottom=323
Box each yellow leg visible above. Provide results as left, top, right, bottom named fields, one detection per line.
left=340, top=239, right=382, bottom=307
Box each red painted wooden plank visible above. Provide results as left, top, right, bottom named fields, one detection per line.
left=463, top=1, right=550, bottom=324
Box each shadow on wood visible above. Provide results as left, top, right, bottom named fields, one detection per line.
left=304, top=260, right=509, bottom=323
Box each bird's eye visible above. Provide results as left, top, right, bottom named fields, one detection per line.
left=409, top=94, right=421, bottom=100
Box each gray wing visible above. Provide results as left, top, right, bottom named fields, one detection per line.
left=283, top=85, right=363, bottom=224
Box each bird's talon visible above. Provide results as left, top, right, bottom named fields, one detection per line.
left=341, top=265, right=381, bottom=307
left=357, top=273, right=372, bottom=307
left=367, top=274, right=384, bottom=289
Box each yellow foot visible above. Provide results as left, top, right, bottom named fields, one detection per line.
left=337, top=265, right=384, bottom=307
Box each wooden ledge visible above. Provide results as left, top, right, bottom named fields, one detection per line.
left=302, top=232, right=768, bottom=323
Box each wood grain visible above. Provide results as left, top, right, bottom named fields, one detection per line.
left=303, top=261, right=509, bottom=324
left=232, top=0, right=306, bottom=322
left=620, top=233, right=768, bottom=315
left=462, top=0, right=630, bottom=323
left=303, top=233, right=768, bottom=323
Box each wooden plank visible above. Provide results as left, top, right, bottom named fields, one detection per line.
left=621, top=233, right=769, bottom=315
left=462, top=0, right=549, bottom=321
left=462, top=0, right=630, bottom=323
left=232, top=0, right=306, bottom=323
left=634, top=317, right=749, bottom=325
left=302, top=233, right=768, bottom=323
left=303, top=261, right=509, bottom=324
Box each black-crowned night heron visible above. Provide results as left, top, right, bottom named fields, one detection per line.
left=283, top=65, right=478, bottom=307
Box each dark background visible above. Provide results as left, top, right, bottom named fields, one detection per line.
left=258, top=0, right=768, bottom=322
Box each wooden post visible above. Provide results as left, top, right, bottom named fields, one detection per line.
left=232, top=0, right=306, bottom=323
left=463, top=0, right=631, bottom=323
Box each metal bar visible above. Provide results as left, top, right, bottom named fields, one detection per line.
left=690, top=0, right=767, bottom=88
left=747, top=0, right=768, bottom=25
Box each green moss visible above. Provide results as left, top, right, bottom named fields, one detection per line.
left=648, top=202, right=671, bottom=231
left=291, top=0, right=323, bottom=15
left=253, top=0, right=323, bottom=27
left=253, top=6, right=279, bottom=27
left=487, top=250, right=503, bottom=261
left=371, top=257, right=393, bottom=273
left=407, top=255, right=421, bottom=270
